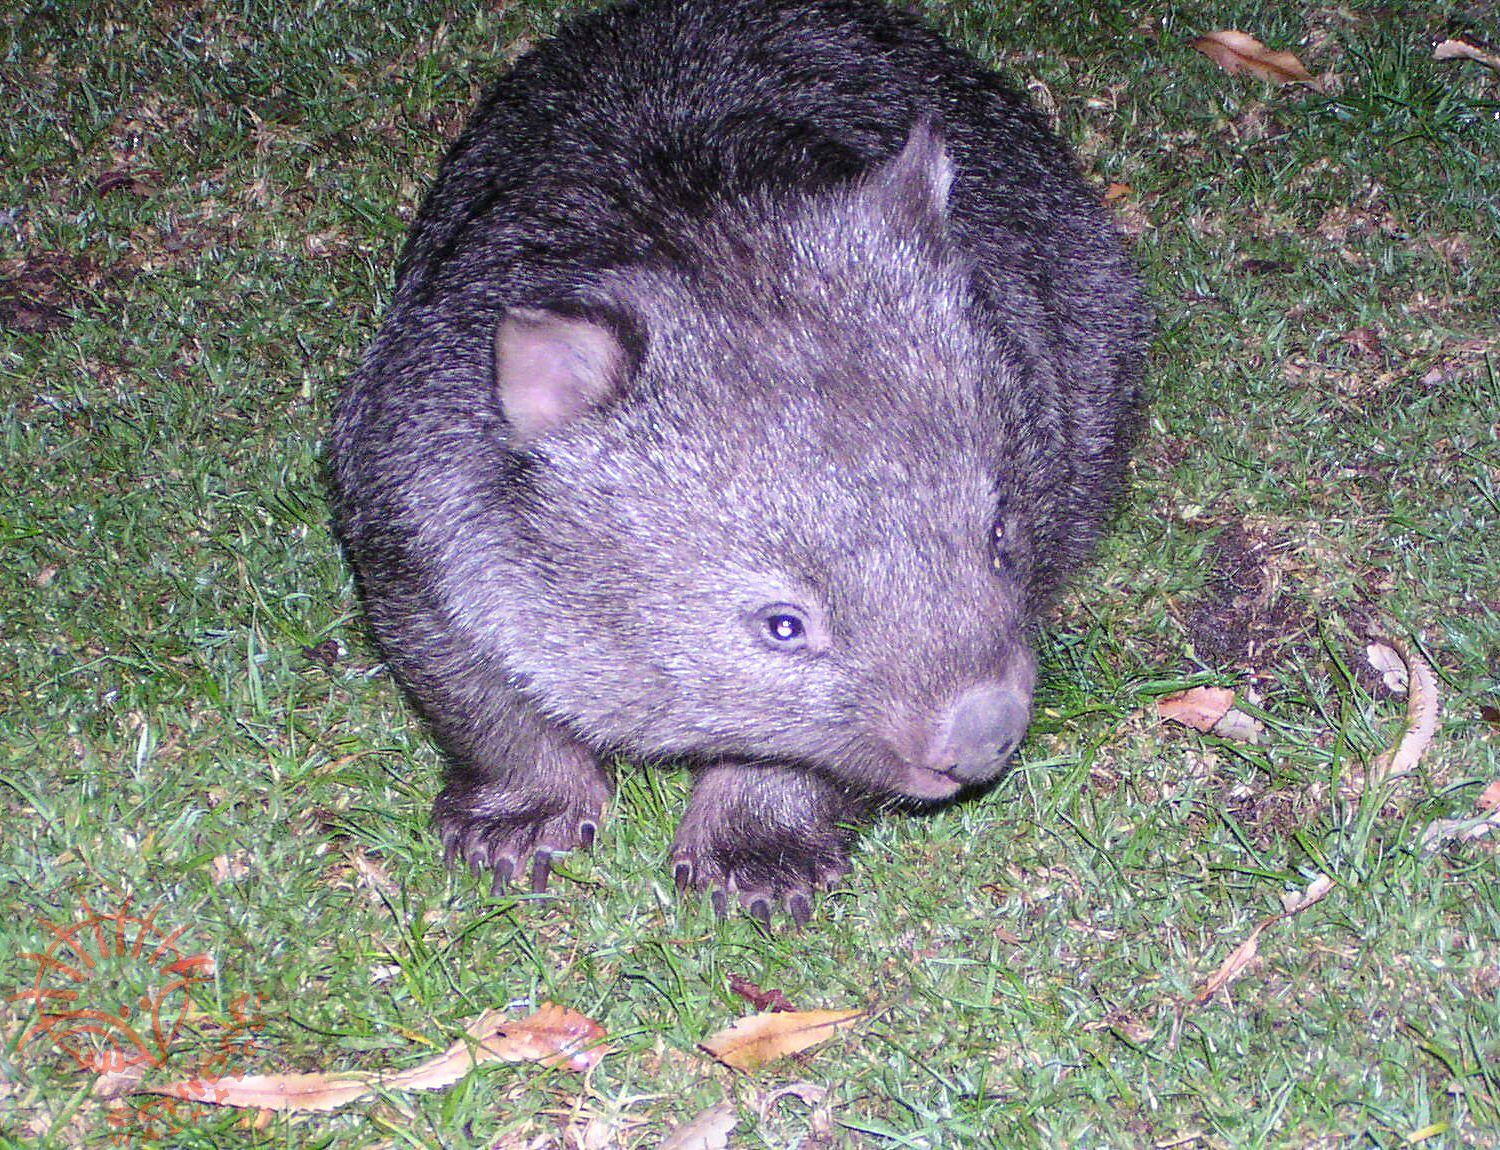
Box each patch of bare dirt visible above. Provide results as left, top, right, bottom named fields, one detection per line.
left=0, top=252, right=138, bottom=334
left=1180, top=520, right=1314, bottom=671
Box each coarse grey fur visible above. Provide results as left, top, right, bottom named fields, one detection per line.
left=330, top=0, right=1148, bottom=924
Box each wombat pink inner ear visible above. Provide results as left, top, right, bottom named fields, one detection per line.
left=867, top=116, right=954, bottom=229
left=494, top=307, right=629, bottom=446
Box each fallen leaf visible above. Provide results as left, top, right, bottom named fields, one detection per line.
left=1157, top=687, right=1263, bottom=742
left=1278, top=873, right=1334, bottom=916
left=700, top=1008, right=865, bottom=1071
left=727, top=974, right=794, bottom=1013
left=92, top=1062, right=148, bottom=1100
left=1210, top=706, right=1264, bottom=744
left=1419, top=807, right=1500, bottom=853
left=1193, top=927, right=1266, bottom=1005
left=659, top=1101, right=738, bottom=1150
left=144, top=1003, right=606, bottom=1113
left=1366, top=642, right=1409, bottom=693
left=1347, top=638, right=1441, bottom=793
left=1103, top=182, right=1132, bottom=202
left=1192, top=30, right=1317, bottom=86
left=347, top=848, right=399, bottom=897
left=1477, top=780, right=1500, bottom=812
left=150, top=1069, right=370, bottom=1113
left=437, top=1003, right=607, bottom=1075
left=1158, top=687, right=1234, bottom=732
left=1193, top=874, right=1332, bottom=1005
left=1480, top=704, right=1500, bottom=727
left=1434, top=38, right=1500, bottom=72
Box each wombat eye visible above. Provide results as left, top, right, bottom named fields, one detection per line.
left=753, top=604, right=811, bottom=651
left=989, top=509, right=1013, bottom=572
left=766, top=613, right=804, bottom=642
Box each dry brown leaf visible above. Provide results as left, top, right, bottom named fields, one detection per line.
left=1419, top=807, right=1500, bottom=853
left=460, top=1003, right=608, bottom=1072
left=1193, top=875, right=1333, bottom=1005
left=150, top=1069, right=371, bottom=1113
left=144, top=1004, right=606, bottom=1113
left=1192, top=30, right=1318, bottom=86
left=1366, top=642, right=1409, bottom=693
left=1434, top=38, right=1500, bottom=71
left=347, top=848, right=400, bottom=897
left=1158, top=686, right=1234, bottom=732
left=1157, top=687, right=1262, bottom=743
left=1477, top=779, right=1500, bottom=812
left=92, top=1062, right=148, bottom=1100
left=1193, top=928, right=1266, bottom=1004
left=727, top=973, right=794, bottom=1013
left=1357, top=638, right=1441, bottom=792
left=659, top=1101, right=738, bottom=1150
left=1278, top=873, right=1334, bottom=915
left=700, top=1008, right=865, bottom=1071
left=1210, top=707, right=1264, bottom=744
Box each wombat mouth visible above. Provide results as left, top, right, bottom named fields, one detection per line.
left=895, top=764, right=965, bottom=802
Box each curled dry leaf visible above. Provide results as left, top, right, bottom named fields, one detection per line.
left=144, top=1003, right=606, bottom=1114
left=1192, top=30, right=1318, bottom=86
left=1366, top=642, right=1409, bottom=693
left=659, top=1101, right=738, bottom=1150
left=700, top=1008, right=865, bottom=1071
left=727, top=973, right=794, bottom=1013
left=1278, top=873, right=1334, bottom=916
left=1434, top=38, right=1500, bottom=71
left=1349, top=638, right=1441, bottom=793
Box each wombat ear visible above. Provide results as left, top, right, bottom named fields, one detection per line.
left=494, top=306, right=635, bottom=447
left=867, top=116, right=954, bottom=231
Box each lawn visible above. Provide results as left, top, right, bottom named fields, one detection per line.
left=1, top=1, right=1497, bottom=1146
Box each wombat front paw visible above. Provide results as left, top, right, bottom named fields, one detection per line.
left=434, top=780, right=608, bottom=895
left=670, top=832, right=852, bottom=928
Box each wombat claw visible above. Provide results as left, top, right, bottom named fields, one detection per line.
left=435, top=807, right=598, bottom=896
left=670, top=850, right=845, bottom=928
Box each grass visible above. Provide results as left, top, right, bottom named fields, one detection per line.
left=1, top=0, right=1497, bottom=1146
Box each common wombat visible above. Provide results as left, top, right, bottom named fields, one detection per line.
left=331, top=0, right=1147, bottom=924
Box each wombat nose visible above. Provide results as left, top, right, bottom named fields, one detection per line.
left=940, top=683, right=1032, bottom=785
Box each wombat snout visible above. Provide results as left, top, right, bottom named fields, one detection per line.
left=936, top=680, right=1033, bottom=786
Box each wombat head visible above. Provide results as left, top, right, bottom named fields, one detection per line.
left=480, top=124, right=1051, bottom=800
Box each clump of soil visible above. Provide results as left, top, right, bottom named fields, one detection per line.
left=1182, top=521, right=1312, bottom=670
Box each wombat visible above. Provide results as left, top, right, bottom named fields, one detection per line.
left=330, top=0, right=1147, bottom=925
